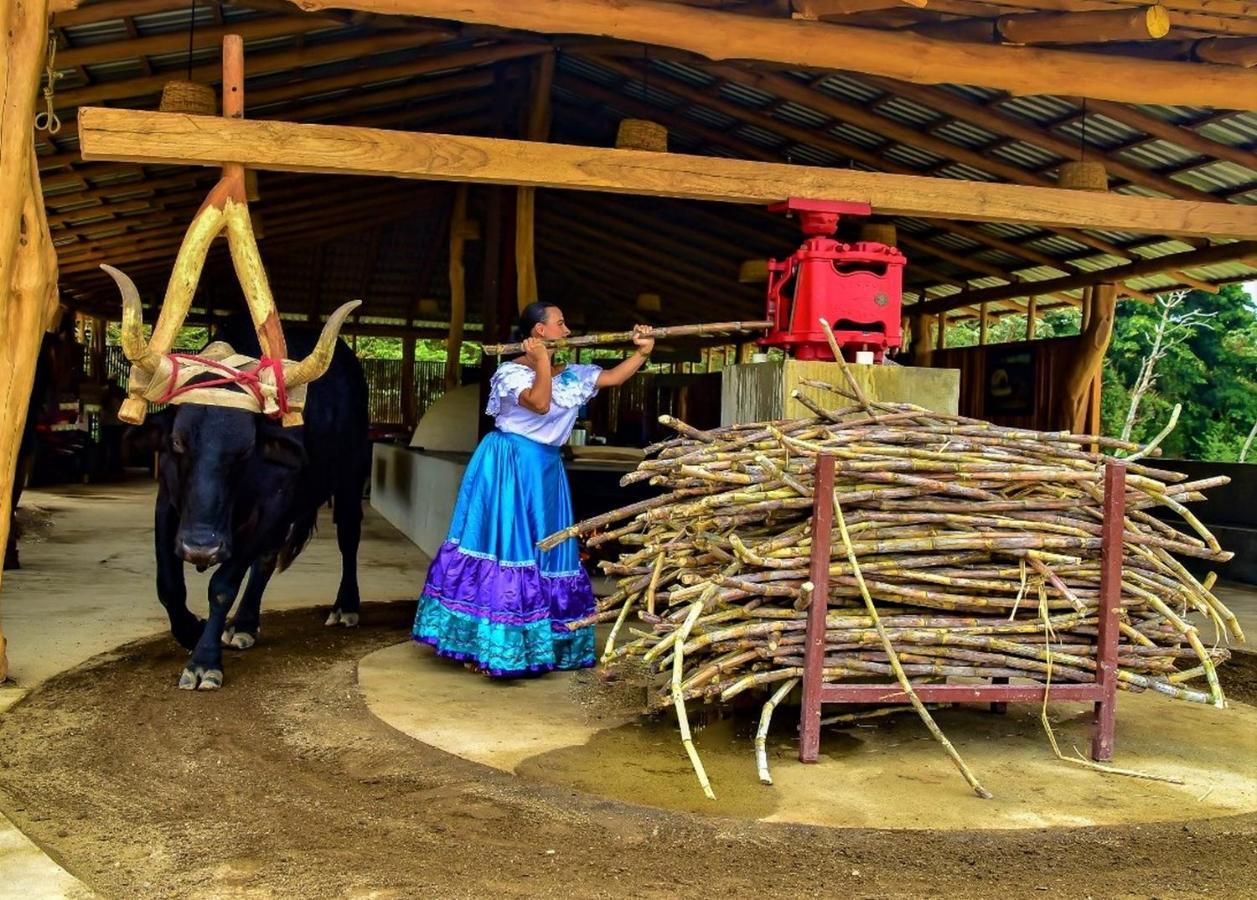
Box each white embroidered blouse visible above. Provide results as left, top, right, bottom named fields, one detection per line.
left=487, top=361, right=603, bottom=447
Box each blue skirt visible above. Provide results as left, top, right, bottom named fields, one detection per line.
left=412, top=430, right=596, bottom=676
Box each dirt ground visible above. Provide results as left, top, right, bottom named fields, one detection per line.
left=0, top=601, right=1255, bottom=899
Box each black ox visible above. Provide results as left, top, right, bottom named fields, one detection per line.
left=146, top=313, right=368, bottom=690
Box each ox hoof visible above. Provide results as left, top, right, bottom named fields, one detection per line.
left=178, top=666, right=224, bottom=691
left=324, top=610, right=360, bottom=628
left=222, top=627, right=257, bottom=650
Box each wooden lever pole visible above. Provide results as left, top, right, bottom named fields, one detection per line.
left=481, top=319, right=773, bottom=356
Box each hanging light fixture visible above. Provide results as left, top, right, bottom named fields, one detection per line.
left=1057, top=101, right=1108, bottom=192
left=417, top=298, right=442, bottom=320
left=615, top=46, right=668, bottom=152
left=635, top=292, right=661, bottom=313
left=738, top=259, right=768, bottom=283
left=159, top=0, right=216, bottom=116
left=858, top=222, right=898, bottom=246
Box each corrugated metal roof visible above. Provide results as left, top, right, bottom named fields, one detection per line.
left=828, top=121, right=885, bottom=149
left=872, top=96, right=940, bottom=129
left=813, top=73, right=882, bottom=104
left=987, top=141, right=1062, bottom=170
left=882, top=143, right=946, bottom=169
left=928, top=119, right=1000, bottom=149
left=44, top=3, right=1257, bottom=323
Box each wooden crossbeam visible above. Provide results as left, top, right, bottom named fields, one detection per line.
left=917, top=6, right=1171, bottom=45
left=284, top=0, right=1257, bottom=108
left=78, top=109, right=1257, bottom=239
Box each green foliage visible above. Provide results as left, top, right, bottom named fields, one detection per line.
left=106, top=323, right=208, bottom=350
left=947, top=307, right=1081, bottom=349
left=1101, top=283, right=1257, bottom=461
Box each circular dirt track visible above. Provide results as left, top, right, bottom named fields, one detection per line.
left=1, top=600, right=1255, bottom=899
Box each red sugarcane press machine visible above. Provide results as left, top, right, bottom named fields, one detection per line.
left=758, top=198, right=906, bottom=363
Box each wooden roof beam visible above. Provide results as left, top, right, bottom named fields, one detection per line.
left=52, top=0, right=196, bottom=26
left=53, top=28, right=458, bottom=109
left=77, top=109, right=1257, bottom=238
left=52, top=15, right=342, bottom=69
left=1080, top=99, right=1257, bottom=176
left=795, top=0, right=930, bottom=16
left=916, top=6, right=1171, bottom=45
left=616, top=65, right=1205, bottom=292
left=286, top=0, right=1257, bottom=108
left=856, top=75, right=1222, bottom=203
left=912, top=239, right=1257, bottom=314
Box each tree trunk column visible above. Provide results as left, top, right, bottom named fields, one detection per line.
left=1055, top=282, right=1118, bottom=434
left=0, top=0, right=56, bottom=682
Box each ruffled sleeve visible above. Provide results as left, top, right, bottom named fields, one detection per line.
left=552, top=363, right=603, bottom=409
left=485, top=363, right=536, bottom=417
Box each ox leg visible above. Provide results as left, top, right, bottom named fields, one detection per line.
left=156, top=501, right=202, bottom=650
left=326, top=483, right=363, bottom=628
left=223, top=552, right=276, bottom=650
left=179, top=561, right=247, bottom=691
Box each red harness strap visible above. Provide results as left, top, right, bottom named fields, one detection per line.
left=154, top=352, right=290, bottom=418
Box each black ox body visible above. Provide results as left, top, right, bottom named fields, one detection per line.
left=153, top=317, right=369, bottom=690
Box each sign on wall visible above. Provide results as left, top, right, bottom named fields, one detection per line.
left=986, top=346, right=1036, bottom=415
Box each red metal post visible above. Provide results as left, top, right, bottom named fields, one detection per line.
left=1091, top=460, right=1125, bottom=762
left=799, top=454, right=835, bottom=763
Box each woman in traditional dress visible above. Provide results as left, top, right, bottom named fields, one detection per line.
left=413, top=302, right=655, bottom=676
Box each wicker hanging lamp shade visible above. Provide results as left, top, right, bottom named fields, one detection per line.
left=158, top=80, right=216, bottom=115
left=616, top=119, right=668, bottom=152
left=858, top=222, right=898, bottom=246
left=417, top=299, right=441, bottom=320
left=635, top=292, right=662, bottom=313
left=738, top=259, right=768, bottom=284
left=1057, top=160, right=1109, bottom=192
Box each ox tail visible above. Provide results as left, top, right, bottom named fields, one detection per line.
left=277, top=508, right=319, bottom=574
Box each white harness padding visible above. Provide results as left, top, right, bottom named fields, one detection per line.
left=126, top=341, right=309, bottom=416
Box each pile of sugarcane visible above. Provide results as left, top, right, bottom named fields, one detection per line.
left=542, top=337, right=1242, bottom=798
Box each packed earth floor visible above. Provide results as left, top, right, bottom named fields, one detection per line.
left=0, top=482, right=1255, bottom=899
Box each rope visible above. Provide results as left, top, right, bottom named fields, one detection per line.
left=154, top=352, right=290, bottom=417
left=35, top=31, right=62, bottom=134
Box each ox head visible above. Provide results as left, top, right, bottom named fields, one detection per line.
left=160, top=402, right=306, bottom=568
left=102, top=264, right=356, bottom=569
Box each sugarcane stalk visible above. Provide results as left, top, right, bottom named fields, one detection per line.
left=830, top=487, right=993, bottom=799
left=756, top=677, right=799, bottom=785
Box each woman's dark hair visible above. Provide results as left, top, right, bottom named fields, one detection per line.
left=512, top=302, right=557, bottom=342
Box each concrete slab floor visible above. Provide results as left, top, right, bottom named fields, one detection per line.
left=363, top=640, right=1257, bottom=831
left=0, top=480, right=428, bottom=899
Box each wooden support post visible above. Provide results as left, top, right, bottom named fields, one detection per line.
left=444, top=185, right=469, bottom=390
left=1026, top=296, right=1038, bottom=340
left=935, top=313, right=947, bottom=351
left=1087, top=367, right=1103, bottom=452
left=401, top=336, right=417, bottom=430
left=477, top=63, right=521, bottom=436
left=1092, top=460, right=1125, bottom=762
left=799, top=453, right=835, bottom=763
left=978, top=303, right=989, bottom=346
left=515, top=51, right=554, bottom=312
left=90, top=316, right=107, bottom=379
left=1055, top=282, right=1117, bottom=433
left=0, top=0, right=57, bottom=682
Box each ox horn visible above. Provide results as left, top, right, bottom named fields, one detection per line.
left=101, top=264, right=158, bottom=374
left=282, top=300, right=362, bottom=388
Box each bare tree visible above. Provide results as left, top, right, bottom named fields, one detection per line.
left=1241, top=420, right=1257, bottom=464
left=1119, top=291, right=1217, bottom=444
